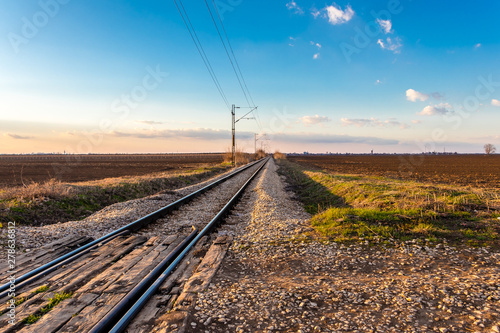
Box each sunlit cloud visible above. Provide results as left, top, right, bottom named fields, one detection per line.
left=492, top=99, right=500, bottom=107
left=341, top=118, right=409, bottom=129
left=406, top=89, right=429, bottom=102
left=300, top=115, right=330, bottom=125
left=418, top=103, right=453, bottom=116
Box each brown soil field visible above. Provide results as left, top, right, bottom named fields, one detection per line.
left=288, top=154, right=500, bottom=188
left=0, top=153, right=224, bottom=187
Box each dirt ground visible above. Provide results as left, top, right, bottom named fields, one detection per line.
left=0, top=154, right=224, bottom=187
left=288, top=154, right=500, bottom=188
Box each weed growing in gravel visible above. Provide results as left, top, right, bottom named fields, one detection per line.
left=278, top=160, right=500, bottom=247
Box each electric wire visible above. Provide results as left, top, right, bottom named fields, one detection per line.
left=203, top=0, right=251, bottom=108
left=210, top=0, right=255, bottom=108
left=173, top=0, right=230, bottom=110
left=209, top=0, right=263, bottom=132
left=174, top=0, right=263, bottom=134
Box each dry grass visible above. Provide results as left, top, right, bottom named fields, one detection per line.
left=273, top=151, right=286, bottom=159
left=223, top=148, right=253, bottom=165
left=0, top=179, right=74, bottom=203
left=254, top=149, right=267, bottom=160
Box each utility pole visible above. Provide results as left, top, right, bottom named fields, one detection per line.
left=254, top=133, right=266, bottom=155
left=231, top=105, right=258, bottom=167
left=254, top=133, right=257, bottom=155
left=232, top=104, right=236, bottom=166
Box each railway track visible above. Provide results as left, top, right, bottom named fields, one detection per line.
left=0, top=157, right=269, bottom=332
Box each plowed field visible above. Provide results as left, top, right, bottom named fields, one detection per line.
left=288, top=154, right=500, bottom=188
left=0, top=153, right=224, bottom=187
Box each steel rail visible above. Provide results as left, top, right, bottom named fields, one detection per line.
left=98, top=157, right=269, bottom=333
left=0, top=159, right=263, bottom=298
left=87, top=227, right=199, bottom=333
left=1, top=230, right=130, bottom=300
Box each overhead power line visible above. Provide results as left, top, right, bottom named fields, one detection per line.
left=203, top=0, right=251, bottom=107
left=173, top=0, right=230, bottom=110
left=207, top=0, right=263, bottom=131
left=210, top=0, right=255, bottom=108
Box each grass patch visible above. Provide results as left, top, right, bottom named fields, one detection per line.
left=278, top=160, right=500, bottom=247
left=22, top=291, right=73, bottom=325
left=34, top=285, right=49, bottom=294
left=14, top=297, right=25, bottom=306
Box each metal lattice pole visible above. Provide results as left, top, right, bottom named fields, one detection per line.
left=231, top=104, right=235, bottom=167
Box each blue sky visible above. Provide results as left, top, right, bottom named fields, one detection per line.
left=1, top=0, right=499, bottom=154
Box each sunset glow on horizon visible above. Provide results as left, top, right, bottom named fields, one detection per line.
left=1, top=1, right=499, bottom=154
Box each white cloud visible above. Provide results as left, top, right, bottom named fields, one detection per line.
left=300, top=115, right=330, bottom=125
left=474, top=43, right=482, bottom=49
left=411, top=120, right=421, bottom=124
left=375, top=79, right=382, bottom=85
left=406, top=89, right=429, bottom=102
left=310, top=42, right=321, bottom=58
left=492, top=99, right=500, bottom=107
left=311, top=9, right=321, bottom=18
left=376, top=19, right=392, bottom=34
left=377, top=37, right=402, bottom=53
left=341, top=117, right=409, bottom=129
left=325, top=4, right=354, bottom=25
left=286, top=1, right=304, bottom=14
left=418, top=103, right=453, bottom=116
left=310, top=41, right=321, bottom=49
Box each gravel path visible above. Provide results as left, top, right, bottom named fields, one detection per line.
left=189, top=159, right=500, bottom=333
